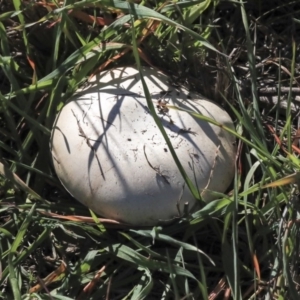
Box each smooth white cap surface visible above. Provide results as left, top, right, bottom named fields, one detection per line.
left=50, top=67, right=236, bottom=226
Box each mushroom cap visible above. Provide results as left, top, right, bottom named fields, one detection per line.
left=50, top=67, right=236, bottom=226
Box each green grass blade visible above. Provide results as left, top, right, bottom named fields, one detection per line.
left=130, top=10, right=202, bottom=200
left=130, top=230, right=214, bottom=265
left=0, top=161, right=44, bottom=201
left=131, top=267, right=153, bottom=300
left=10, top=203, right=36, bottom=254
left=0, top=93, right=50, bottom=135
left=105, top=243, right=198, bottom=280
left=239, top=0, right=266, bottom=145
left=53, top=0, right=222, bottom=54
left=1, top=227, right=52, bottom=284
left=8, top=254, right=21, bottom=300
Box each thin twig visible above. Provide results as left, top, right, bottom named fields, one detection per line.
left=143, top=145, right=170, bottom=184
left=177, top=127, right=197, bottom=136
left=71, top=109, right=100, bottom=162
left=71, top=109, right=104, bottom=178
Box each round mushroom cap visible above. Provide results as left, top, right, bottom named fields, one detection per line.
left=50, top=67, right=236, bottom=226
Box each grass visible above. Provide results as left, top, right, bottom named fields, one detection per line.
left=1, top=0, right=300, bottom=299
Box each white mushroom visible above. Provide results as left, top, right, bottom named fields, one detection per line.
left=50, top=67, right=236, bottom=226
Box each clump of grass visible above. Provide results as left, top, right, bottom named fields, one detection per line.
left=1, top=0, right=300, bottom=299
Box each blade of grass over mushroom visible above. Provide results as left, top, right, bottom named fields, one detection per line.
left=167, top=105, right=281, bottom=167
left=130, top=14, right=201, bottom=201
left=142, top=85, right=202, bottom=199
